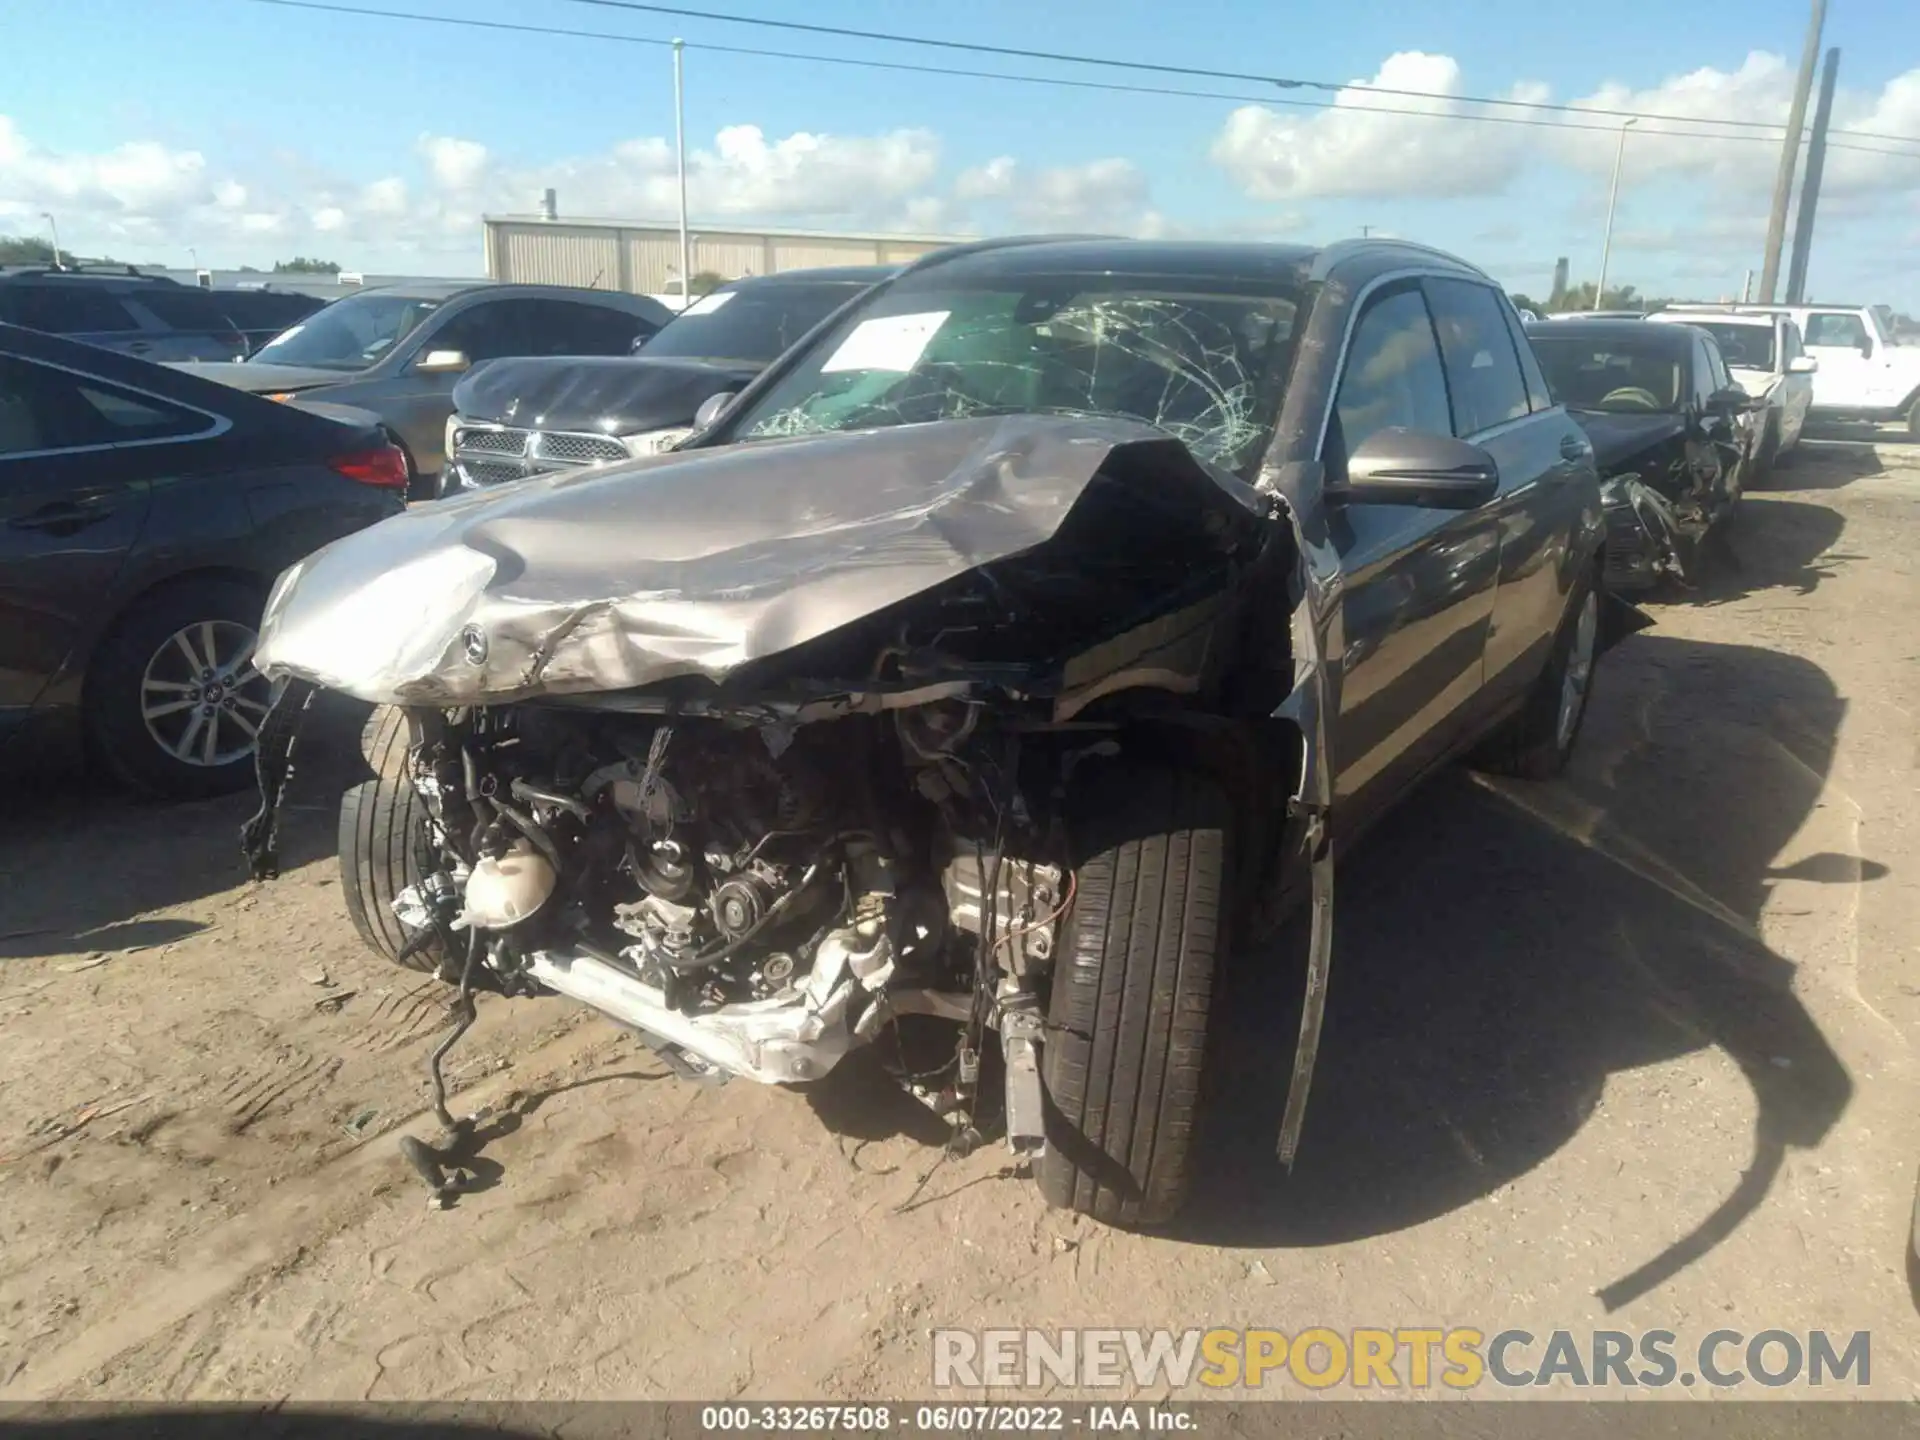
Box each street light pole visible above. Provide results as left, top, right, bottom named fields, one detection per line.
left=673, top=37, right=692, bottom=307
left=1759, top=0, right=1828, bottom=303
left=41, top=211, right=61, bottom=269
left=1594, top=118, right=1636, bottom=311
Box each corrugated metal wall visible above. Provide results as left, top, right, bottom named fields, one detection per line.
left=486, top=218, right=958, bottom=293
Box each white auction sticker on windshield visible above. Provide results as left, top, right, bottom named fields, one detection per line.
left=820, top=311, right=950, bottom=374
left=684, top=290, right=735, bottom=316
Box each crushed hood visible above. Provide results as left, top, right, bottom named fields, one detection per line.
left=253, top=414, right=1267, bottom=707
left=453, top=355, right=763, bottom=434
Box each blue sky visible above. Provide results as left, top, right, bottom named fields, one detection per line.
left=4, top=0, right=1918, bottom=306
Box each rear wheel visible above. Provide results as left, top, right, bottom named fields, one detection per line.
left=86, top=578, right=272, bottom=799
left=1036, top=765, right=1230, bottom=1227
left=339, top=705, right=444, bottom=971
left=1472, top=565, right=1600, bottom=781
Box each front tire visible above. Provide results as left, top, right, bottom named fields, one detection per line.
left=1036, top=765, right=1230, bottom=1227
left=86, top=578, right=272, bottom=799
left=339, top=706, right=444, bottom=971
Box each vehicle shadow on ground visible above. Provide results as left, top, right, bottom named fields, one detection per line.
left=1182, top=632, right=1861, bottom=1314
left=0, top=693, right=373, bottom=962
left=1672, top=496, right=1850, bottom=605
left=1778, top=436, right=1890, bottom=492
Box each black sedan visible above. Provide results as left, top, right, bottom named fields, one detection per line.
left=0, top=323, right=405, bottom=797
left=1529, top=319, right=1758, bottom=591
left=439, top=266, right=896, bottom=494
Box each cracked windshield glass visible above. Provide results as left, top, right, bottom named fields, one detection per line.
left=728, top=274, right=1302, bottom=477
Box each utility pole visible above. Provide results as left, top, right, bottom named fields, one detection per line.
left=1759, top=0, right=1828, bottom=302
left=1786, top=47, right=1841, bottom=305
left=41, top=211, right=61, bottom=269
left=673, top=38, right=692, bottom=308
left=1594, top=118, right=1636, bottom=310
left=1359, top=225, right=1372, bottom=238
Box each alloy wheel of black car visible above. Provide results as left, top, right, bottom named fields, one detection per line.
left=87, top=578, right=270, bottom=799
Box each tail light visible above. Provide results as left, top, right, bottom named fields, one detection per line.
left=329, top=445, right=410, bottom=490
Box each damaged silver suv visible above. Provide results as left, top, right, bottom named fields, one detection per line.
left=243, top=237, right=1607, bottom=1227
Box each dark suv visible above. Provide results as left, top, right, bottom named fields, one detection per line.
left=0, top=267, right=246, bottom=362
left=177, top=281, right=676, bottom=497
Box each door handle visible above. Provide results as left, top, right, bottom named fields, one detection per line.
left=9, top=500, right=113, bottom=533
left=1559, top=434, right=1588, bottom=462
left=126, top=341, right=153, bottom=355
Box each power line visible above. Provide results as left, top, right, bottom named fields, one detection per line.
left=242, top=0, right=1919, bottom=160
left=551, top=0, right=1920, bottom=148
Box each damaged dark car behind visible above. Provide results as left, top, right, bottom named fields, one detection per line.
left=1529, top=318, right=1758, bottom=592
left=243, top=237, right=1608, bottom=1228
left=438, top=265, right=896, bottom=496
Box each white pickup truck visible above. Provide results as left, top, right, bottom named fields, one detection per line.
left=1662, top=302, right=1920, bottom=437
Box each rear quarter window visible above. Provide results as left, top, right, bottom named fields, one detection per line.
left=134, top=289, right=235, bottom=331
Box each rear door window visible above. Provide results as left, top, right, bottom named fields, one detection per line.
left=1498, top=298, right=1555, bottom=412
left=6, top=287, right=143, bottom=335
left=1423, top=278, right=1531, bottom=436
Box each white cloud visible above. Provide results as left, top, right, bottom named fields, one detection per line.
left=1213, top=50, right=1920, bottom=208
left=0, top=117, right=214, bottom=218
left=1212, top=53, right=1547, bottom=201
left=945, top=156, right=1161, bottom=234
left=418, top=134, right=488, bottom=190
left=954, top=156, right=1017, bottom=202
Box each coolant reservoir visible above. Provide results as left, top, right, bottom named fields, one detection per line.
left=460, top=840, right=557, bottom=929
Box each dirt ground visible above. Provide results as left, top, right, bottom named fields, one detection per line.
left=3, top=431, right=1918, bottom=1403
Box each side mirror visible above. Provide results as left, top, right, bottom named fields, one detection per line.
left=414, top=348, right=471, bottom=375
left=1787, top=355, right=1818, bottom=374
left=1858, top=337, right=1875, bottom=357
left=1707, top=386, right=1756, bottom=416
left=1327, top=429, right=1499, bottom=510
left=692, top=389, right=739, bottom=432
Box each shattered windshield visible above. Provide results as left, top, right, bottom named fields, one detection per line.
left=722, top=274, right=1303, bottom=478
left=1531, top=334, right=1686, bottom=413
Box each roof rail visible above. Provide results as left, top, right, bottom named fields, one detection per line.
left=0, top=263, right=179, bottom=283
left=1312, top=235, right=1487, bottom=282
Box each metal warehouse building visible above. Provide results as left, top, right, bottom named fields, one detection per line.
left=482, top=213, right=968, bottom=296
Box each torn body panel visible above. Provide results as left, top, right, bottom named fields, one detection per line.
left=1573, top=411, right=1736, bottom=592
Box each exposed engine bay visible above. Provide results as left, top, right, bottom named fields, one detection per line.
left=391, top=699, right=1068, bottom=1145
left=238, top=414, right=1334, bottom=1210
